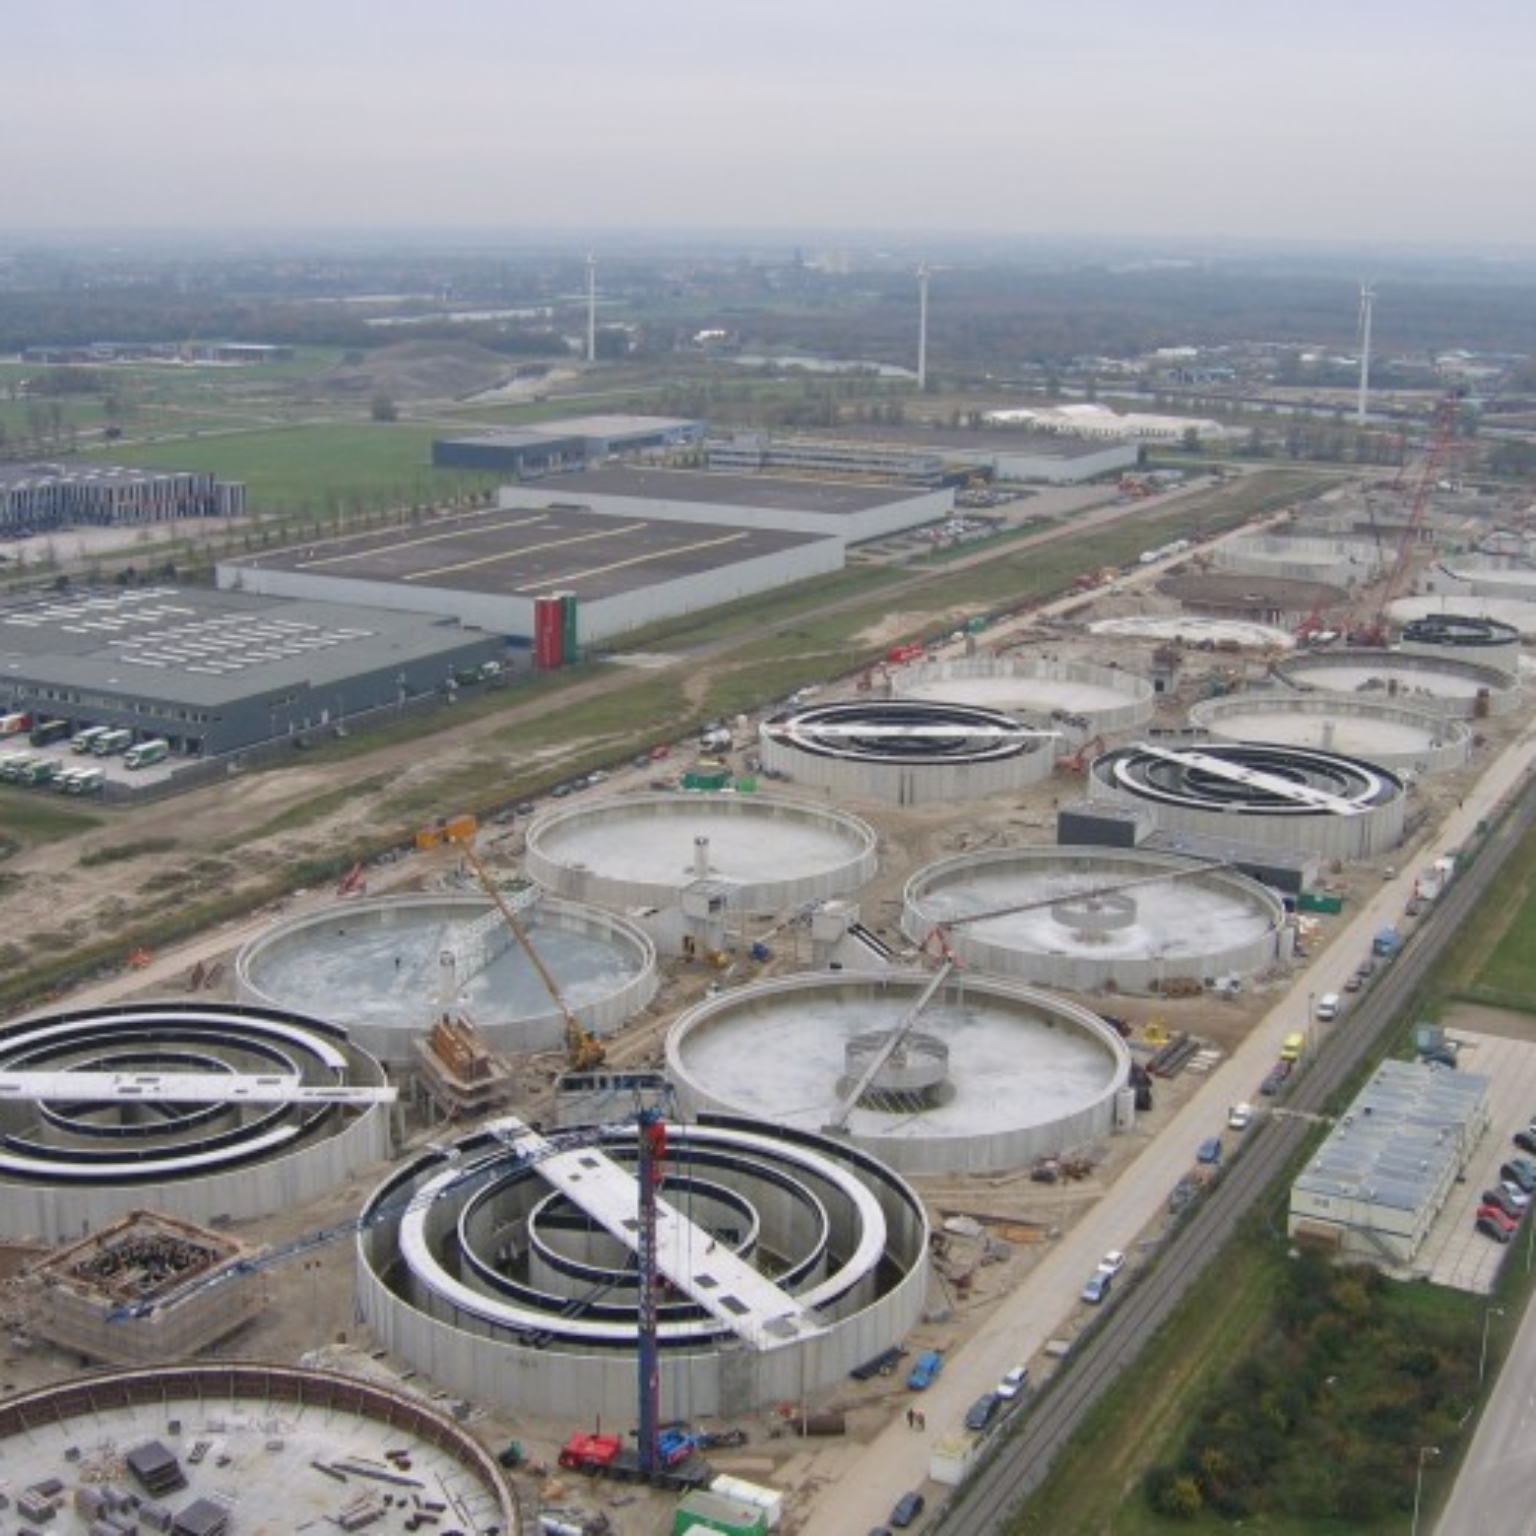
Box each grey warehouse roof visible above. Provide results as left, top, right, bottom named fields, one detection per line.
left=224, top=502, right=831, bottom=603
left=545, top=465, right=939, bottom=514
left=0, top=584, right=487, bottom=708
left=1294, top=1058, right=1490, bottom=1215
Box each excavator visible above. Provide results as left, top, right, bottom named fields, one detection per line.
left=444, top=824, right=607, bottom=1072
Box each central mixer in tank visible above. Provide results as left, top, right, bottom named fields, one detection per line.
left=839, top=1029, right=951, bottom=1111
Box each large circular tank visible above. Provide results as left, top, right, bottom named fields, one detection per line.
left=902, top=846, right=1288, bottom=994
left=1397, top=613, right=1522, bottom=678
left=0, top=1003, right=391, bottom=1240
left=523, top=793, right=878, bottom=913
left=1190, top=692, right=1474, bottom=777
left=1088, top=741, right=1405, bottom=861
left=0, top=1365, right=517, bottom=1535
left=356, top=1115, right=929, bottom=1421
left=758, top=699, right=1055, bottom=804
left=237, top=892, right=658, bottom=1064
left=1429, top=556, right=1536, bottom=606
left=666, top=971, right=1131, bottom=1174
left=1390, top=592, right=1536, bottom=642
left=891, top=656, right=1155, bottom=735
left=1274, top=647, right=1521, bottom=718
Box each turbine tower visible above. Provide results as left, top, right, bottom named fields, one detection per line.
left=1356, top=280, right=1376, bottom=426
left=585, top=253, right=598, bottom=365
left=916, top=263, right=931, bottom=392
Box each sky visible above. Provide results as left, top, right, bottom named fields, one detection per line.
left=5, top=0, right=1533, bottom=250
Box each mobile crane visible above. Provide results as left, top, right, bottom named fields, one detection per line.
left=444, top=826, right=607, bottom=1072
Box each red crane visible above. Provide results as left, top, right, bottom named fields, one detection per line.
left=1349, top=391, right=1466, bottom=647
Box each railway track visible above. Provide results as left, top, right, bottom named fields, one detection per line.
left=932, top=778, right=1536, bottom=1535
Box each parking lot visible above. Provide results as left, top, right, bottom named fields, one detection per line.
left=1410, top=1024, right=1536, bottom=1294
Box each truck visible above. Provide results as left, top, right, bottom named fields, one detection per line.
left=887, top=642, right=925, bottom=664
left=92, top=728, right=134, bottom=757
left=0, top=753, right=37, bottom=783
left=557, top=1430, right=710, bottom=1491
left=21, top=759, right=60, bottom=787
left=62, top=766, right=106, bottom=796
left=27, top=718, right=70, bottom=748
left=71, top=725, right=109, bottom=753
left=1372, top=925, right=1403, bottom=959
left=123, top=738, right=169, bottom=770
left=0, top=711, right=32, bottom=736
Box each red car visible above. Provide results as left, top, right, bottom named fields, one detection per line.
left=1476, top=1203, right=1518, bottom=1235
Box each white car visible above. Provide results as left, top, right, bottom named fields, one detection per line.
left=1096, top=1250, right=1126, bottom=1278
left=995, top=1365, right=1029, bottom=1401
left=1228, top=1102, right=1253, bottom=1131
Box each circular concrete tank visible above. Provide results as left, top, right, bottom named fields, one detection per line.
left=759, top=699, right=1055, bottom=804
left=237, top=892, right=658, bottom=1065
left=356, top=1115, right=929, bottom=1422
left=1088, top=740, right=1406, bottom=861
left=1088, top=615, right=1295, bottom=649
left=1397, top=613, right=1522, bottom=678
left=666, top=971, right=1130, bottom=1175
left=1430, top=556, right=1536, bottom=607
left=0, top=1364, right=518, bottom=1535
left=902, top=846, right=1288, bottom=995
left=523, top=793, right=878, bottom=913
left=891, top=656, right=1155, bottom=735
left=1189, top=692, right=1473, bottom=776
left=1274, top=647, right=1521, bottom=718
left=1390, top=593, right=1536, bottom=643
left=0, top=1003, right=391, bottom=1240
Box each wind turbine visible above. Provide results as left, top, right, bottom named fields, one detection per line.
left=585, top=253, right=598, bottom=364
left=916, top=262, right=931, bottom=392
left=1356, top=280, right=1376, bottom=426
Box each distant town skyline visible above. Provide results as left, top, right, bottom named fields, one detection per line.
left=6, top=0, right=1533, bottom=251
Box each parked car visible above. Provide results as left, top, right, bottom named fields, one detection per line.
left=964, top=1392, right=1002, bottom=1432
left=906, top=1349, right=944, bottom=1390
left=1502, top=1158, right=1536, bottom=1193
left=1500, top=1179, right=1533, bottom=1210
left=995, top=1364, right=1030, bottom=1401
left=890, top=1490, right=926, bottom=1528
left=1476, top=1213, right=1514, bottom=1244
left=1227, top=1102, right=1253, bottom=1130
left=1344, top=973, right=1363, bottom=993
left=1197, top=1136, right=1223, bottom=1166
left=1477, top=1203, right=1519, bottom=1234
left=1097, top=1250, right=1127, bottom=1277
left=1482, top=1187, right=1526, bottom=1221
left=1515, top=1131, right=1536, bottom=1157
left=1081, top=1270, right=1114, bottom=1305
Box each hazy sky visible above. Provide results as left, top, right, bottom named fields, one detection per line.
left=6, top=0, right=1532, bottom=248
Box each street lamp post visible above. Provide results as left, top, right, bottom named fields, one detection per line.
left=1412, top=1445, right=1440, bottom=1536
left=1480, top=1304, right=1505, bottom=1387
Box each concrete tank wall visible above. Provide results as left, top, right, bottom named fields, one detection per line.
left=236, top=893, right=658, bottom=1062
left=667, top=972, right=1130, bottom=1175
left=1087, top=743, right=1406, bottom=863
left=892, top=656, right=1155, bottom=735
left=1189, top=693, right=1474, bottom=777
left=1273, top=648, right=1522, bottom=719
left=901, top=846, right=1287, bottom=995
left=523, top=795, right=879, bottom=914
left=355, top=1119, right=929, bottom=1420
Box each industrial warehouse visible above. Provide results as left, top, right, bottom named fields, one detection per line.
left=0, top=421, right=1534, bottom=1536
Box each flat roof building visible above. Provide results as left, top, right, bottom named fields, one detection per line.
left=432, top=413, right=705, bottom=476
left=0, top=461, right=245, bottom=535
left=0, top=584, right=505, bottom=758
left=1289, top=1058, right=1492, bottom=1268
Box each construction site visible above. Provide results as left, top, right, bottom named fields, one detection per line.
left=0, top=410, right=1532, bottom=1536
